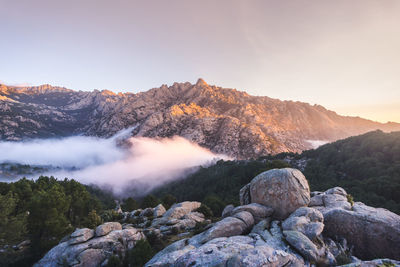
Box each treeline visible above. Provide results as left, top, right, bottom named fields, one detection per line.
left=0, top=176, right=115, bottom=267
left=151, top=160, right=291, bottom=216
left=302, top=130, right=400, bottom=214
left=152, top=130, right=400, bottom=215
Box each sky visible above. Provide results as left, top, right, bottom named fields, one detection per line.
left=0, top=0, right=399, bottom=123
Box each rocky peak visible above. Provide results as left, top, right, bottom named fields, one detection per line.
left=195, top=78, right=209, bottom=87
left=1, top=81, right=400, bottom=158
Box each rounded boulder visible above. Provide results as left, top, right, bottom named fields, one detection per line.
left=249, top=168, right=310, bottom=220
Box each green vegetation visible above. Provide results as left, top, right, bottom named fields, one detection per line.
left=0, top=176, right=115, bottom=267
left=152, top=130, right=400, bottom=215
left=302, top=130, right=400, bottom=214
left=104, top=239, right=155, bottom=267
left=151, top=159, right=290, bottom=215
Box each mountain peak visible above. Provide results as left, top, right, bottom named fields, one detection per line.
left=195, top=78, right=208, bottom=87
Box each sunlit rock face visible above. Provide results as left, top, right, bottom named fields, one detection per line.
left=1, top=80, right=400, bottom=159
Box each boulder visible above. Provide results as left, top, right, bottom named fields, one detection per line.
left=232, top=211, right=254, bottom=229
left=68, top=228, right=95, bottom=245
left=146, top=235, right=305, bottom=267
left=191, top=215, right=253, bottom=245
left=95, top=222, right=122, bottom=236
left=35, top=227, right=145, bottom=267
left=282, top=207, right=324, bottom=240
left=183, top=212, right=205, bottom=223
left=222, top=204, right=234, bottom=218
left=162, top=201, right=201, bottom=220
left=322, top=202, right=400, bottom=260
left=283, top=230, right=335, bottom=266
left=248, top=168, right=310, bottom=220
left=310, top=187, right=351, bottom=211
left=153, top=204, right=166, bottom=217
left=231, top=203, right=274, bottom=223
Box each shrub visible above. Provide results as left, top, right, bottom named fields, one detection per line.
left=203, top=195, right=225, bottom=217
left=123, top=239, right=154, bottom=267
left=195, top=204, right=213, bottom=218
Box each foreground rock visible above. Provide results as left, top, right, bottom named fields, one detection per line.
left=311, top=188, right=400, bottom=260
left=145, top=169, right=400, bottom=266
left=240, top=168, right=310, bottom=220
left=35, top=223, right=145, bottom=267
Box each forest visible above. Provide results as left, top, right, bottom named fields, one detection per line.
left=153, top=130, right=400, bottom=215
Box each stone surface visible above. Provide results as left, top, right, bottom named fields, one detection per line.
left=282, top=207, right=324, bottom=240
left=222, top=204, right=234, bottom=218
left=191, top=216, right=253, bottom=245
left=162, top=201, right=201, bottom=220
left=35, top=227, right=145, bottom=267
left=231, top=203, right=274, bottom=223
left=95, top=222, right=122, bottom=237
left=68, top=228, right=95, bottom=245
left=322, top=202, right=400, bottom=260
left=146, top=235, right=305, bottom=267
left=239, top=183, right=251, bottom=205
left=248, top=168, right=310, bottom=220
left=153, top=204, right=166, bottom=217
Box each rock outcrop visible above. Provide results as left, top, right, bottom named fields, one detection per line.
left=35, top=168, right=400, bottom=266
left=145, top=169, right=400, bottom=266
left=34, top=223, right=145, bottom=267
left=310, top=188, right=400, bottom=260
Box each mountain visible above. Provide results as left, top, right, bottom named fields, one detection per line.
left=1, top=79, right=399, bottom=159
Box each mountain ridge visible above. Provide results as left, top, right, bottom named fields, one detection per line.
left=1, top=79, right=399, bottom=159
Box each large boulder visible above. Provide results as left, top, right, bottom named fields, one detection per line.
left=312, top=187, right=400, bottom=260
left=35, top=227, right=145, bottom=267
left=323, top=202, right=400, bottom=260
left=95, top=222, right=122, bottom=236
left=243, top=168, right=310, bottom=220
left=146, top=235, right=305, bottom=267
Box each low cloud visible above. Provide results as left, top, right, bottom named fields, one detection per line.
left=0, top=128, right=230, bottom=195
left=306, top=139, right=329, bottom=149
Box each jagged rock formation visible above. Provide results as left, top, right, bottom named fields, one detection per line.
left=145, top=168, right=400, bottom=267
left=1, top=80, right=400, bottom=159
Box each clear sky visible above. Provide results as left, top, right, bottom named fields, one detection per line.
left=1, top=0, right=399, bottom=123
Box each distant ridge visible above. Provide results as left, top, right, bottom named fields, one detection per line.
left=1, top=79, right=399, bottom=159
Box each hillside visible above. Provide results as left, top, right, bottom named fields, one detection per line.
left=1, top=80, right=400, bottom=159
left=152, top=130, right=400, bottom=214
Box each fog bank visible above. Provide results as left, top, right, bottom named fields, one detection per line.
left=0, top=128, right=230, bottom=195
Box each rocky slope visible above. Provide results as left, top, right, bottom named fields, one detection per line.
left=36, top=168, right=400, bottom=267
left=1, top=80, right=400, bottom=158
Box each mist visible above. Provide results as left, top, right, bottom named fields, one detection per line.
left=0, top=128, right=230, bottom=195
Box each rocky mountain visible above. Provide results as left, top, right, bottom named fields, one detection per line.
left=1, top=79, right=400, bottom=159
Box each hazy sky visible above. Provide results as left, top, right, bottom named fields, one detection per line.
left=1, top=0, right=399, bottom=122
